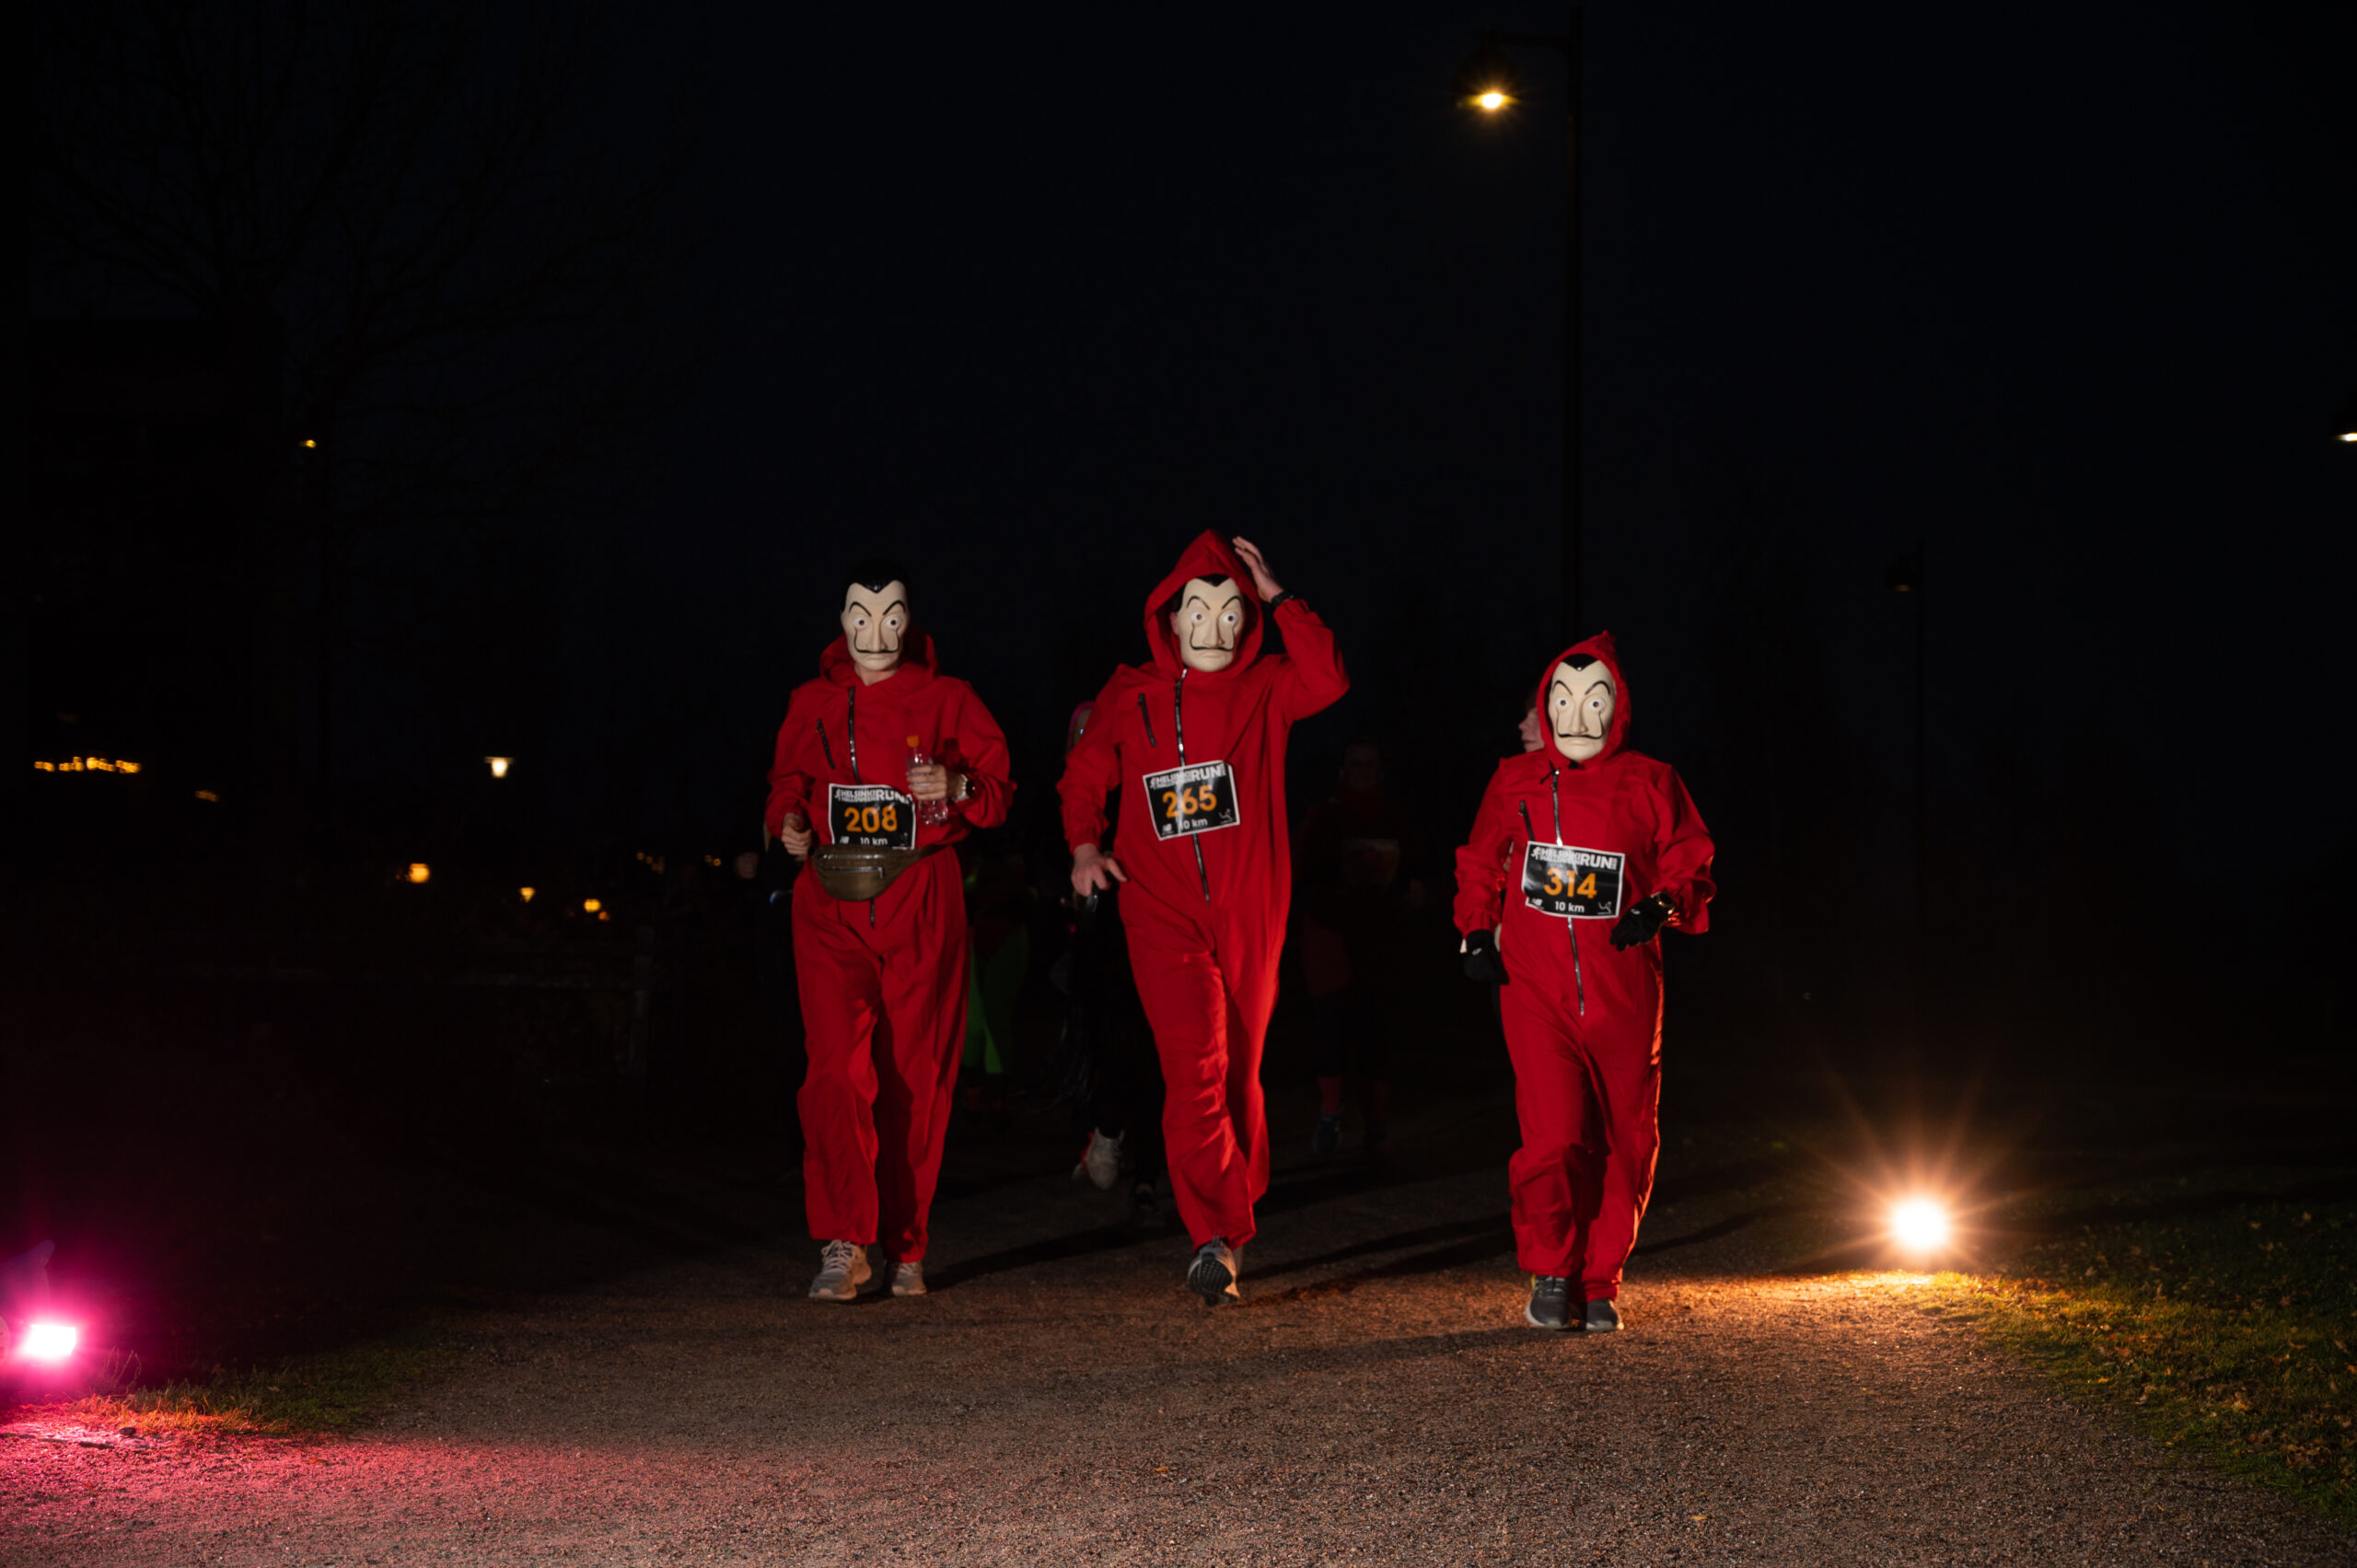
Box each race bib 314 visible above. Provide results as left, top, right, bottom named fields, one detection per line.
left=1521, top=842, right=1624, bottom=919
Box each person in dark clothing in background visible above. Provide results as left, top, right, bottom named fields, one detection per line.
left=1295, top=739, right=1424, bottom=1156
left=1053, top=701, right=1167, bottom=1223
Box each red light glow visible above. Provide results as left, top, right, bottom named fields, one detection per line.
left=19, top=1322, right=78, bottom=1361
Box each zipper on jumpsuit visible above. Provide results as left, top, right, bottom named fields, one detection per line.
left=847, top=683, right=876, bottom=930
left=1174, top=674, right=1210, bottom=904
left=1525, top=769, right=1585, bottom=1017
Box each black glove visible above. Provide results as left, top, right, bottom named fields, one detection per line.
left=1609, top=891, right=1678, bottom=951
left=1460, top=929, right=1506, bottom=985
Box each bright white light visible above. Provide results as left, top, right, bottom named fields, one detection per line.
left=20, top=1322, right=78, bottom=1361
left=2341, top=431, right=2357, bottom=443
left=1475, top=89, right=1510, bottom=111
left=485, top=756, right=512, bottom=778
left=1891, top=1198, right=1952, bottom=1251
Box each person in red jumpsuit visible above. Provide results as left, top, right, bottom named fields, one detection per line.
left=765, top=560, right=1014, bottom=1302
left=1059, top=532, right=1348, bottom=1305
left=1453, top=632, right=1713, bottom=1332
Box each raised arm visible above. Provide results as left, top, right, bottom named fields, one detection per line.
left=1232, top=535, right=1348, bottom=723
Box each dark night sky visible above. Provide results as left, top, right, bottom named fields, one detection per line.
left=39, top=6, right=2351, bottom=877
left=561, top=3, right=2352, bottom=874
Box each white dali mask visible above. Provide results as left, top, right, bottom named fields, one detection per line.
left=841, top=581, right=910, bottom=676
left=1171, top=576, right=1248, bottom=673
left=1548, top=656, right=1615, bottom=762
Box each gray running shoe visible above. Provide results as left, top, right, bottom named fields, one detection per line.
left=888, top=1260, right=926, bottom=1297
left=1311, top=1112, right=1342, bottom=1156
left=1187, top=1237, right=1241, bottom=1306
left=808, top=1239, right=872, bottom=1302
left=1525, top=1274, right=1573, bottom=1330
left=1584, top=1296, right=1622, bottom=1332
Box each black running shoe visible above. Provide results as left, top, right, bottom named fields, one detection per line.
left=1584, top=1296, right=1622, bottom=1332
left=1525, top=1274, right=1573, bottom=1330
left=1187, top=1237, right=1240, bottom=1306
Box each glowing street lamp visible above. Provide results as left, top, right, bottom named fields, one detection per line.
left=485, top=756, right=513, bottom=779
left=407, top=863, right=432, bottom=885
left=2336, top=388, right=2357, bottom=443
left=519, top=887, right=536, bottom=903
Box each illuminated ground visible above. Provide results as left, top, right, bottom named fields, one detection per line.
left=5, top=1109, right=2352, bottom=1566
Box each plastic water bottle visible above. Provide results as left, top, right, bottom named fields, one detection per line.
left=907, top=735, right=951, bottom=826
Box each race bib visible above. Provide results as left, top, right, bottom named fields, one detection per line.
left=1521, top=842, right=1624, bottom=919
left=829, top=783, right=915, bottom=849
left=1144, top=761, right=1240, bottom=841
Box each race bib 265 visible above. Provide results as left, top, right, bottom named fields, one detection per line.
left=1521, top=842, right=1624, bottom=919
left=1144, top=761, right=1240, bottom=840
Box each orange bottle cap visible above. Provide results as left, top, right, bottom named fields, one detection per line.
left=907, top=734, right=922, bottom=747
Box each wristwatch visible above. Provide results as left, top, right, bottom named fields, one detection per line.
left=1263, top=589, right=1298, bottom=611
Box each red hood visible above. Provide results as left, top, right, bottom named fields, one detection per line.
left=819, top=626, right=940, bottom=687
left=1144, top=531, right=1261, bottom=682
left=1532, top=631, right=1632, bottom=765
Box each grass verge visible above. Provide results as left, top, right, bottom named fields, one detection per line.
left=1914, top=1166, right=2357, bottom=1523
left=21, top=1321, right=465, bottom=1439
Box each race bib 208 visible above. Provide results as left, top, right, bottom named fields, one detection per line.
left=829, top=783, right=916, bottom=849
left=1143, top=761, right=1240, bottom=841
left=1521, top=842, right=1624, bottom=919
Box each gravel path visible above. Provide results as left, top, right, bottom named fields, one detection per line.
left=6, top=1129, right=2351, bottom=1566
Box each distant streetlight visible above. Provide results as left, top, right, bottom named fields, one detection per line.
left=485, top=755, right=512, bottom=779
left=2336, top=388, right=2357, bottom=442
left=1455, top=17, right=1583, bottom=642
left=583, top=898, right=602, bottom=913
left=519, top=887, right=536, bottom=903
left=407, top=863, right=432, bottom=885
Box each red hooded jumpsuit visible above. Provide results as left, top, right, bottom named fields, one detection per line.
left=764, top=630, right=1013, bottom=1260
left=1058, top=533, right=1349, bottom=1250
left=1452, top=633, right=1714, bottom=1301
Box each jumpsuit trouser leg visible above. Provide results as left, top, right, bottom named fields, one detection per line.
left=794, top=854, right=970, bottom=1260
left=1129, top=917, right=1276, bottom=1250
left=1500, top=971, right=1661, bottom=1300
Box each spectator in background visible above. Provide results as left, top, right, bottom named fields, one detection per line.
left=960, top=845, right=1035, bottom=1111
left=1295, top=740, right=1424, bottom=1156
left=1053, top=701, right=1168, bottom=1222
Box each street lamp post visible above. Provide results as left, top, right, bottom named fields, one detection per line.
left=1887, top=549, right=1927, bottom=1040
left=1457, top=15, right=1584, bottom=644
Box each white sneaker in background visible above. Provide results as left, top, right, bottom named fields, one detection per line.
left=1074, top=1129, right=1124, bottom=1191
left=889, top=1260, right=926, bottom=1296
